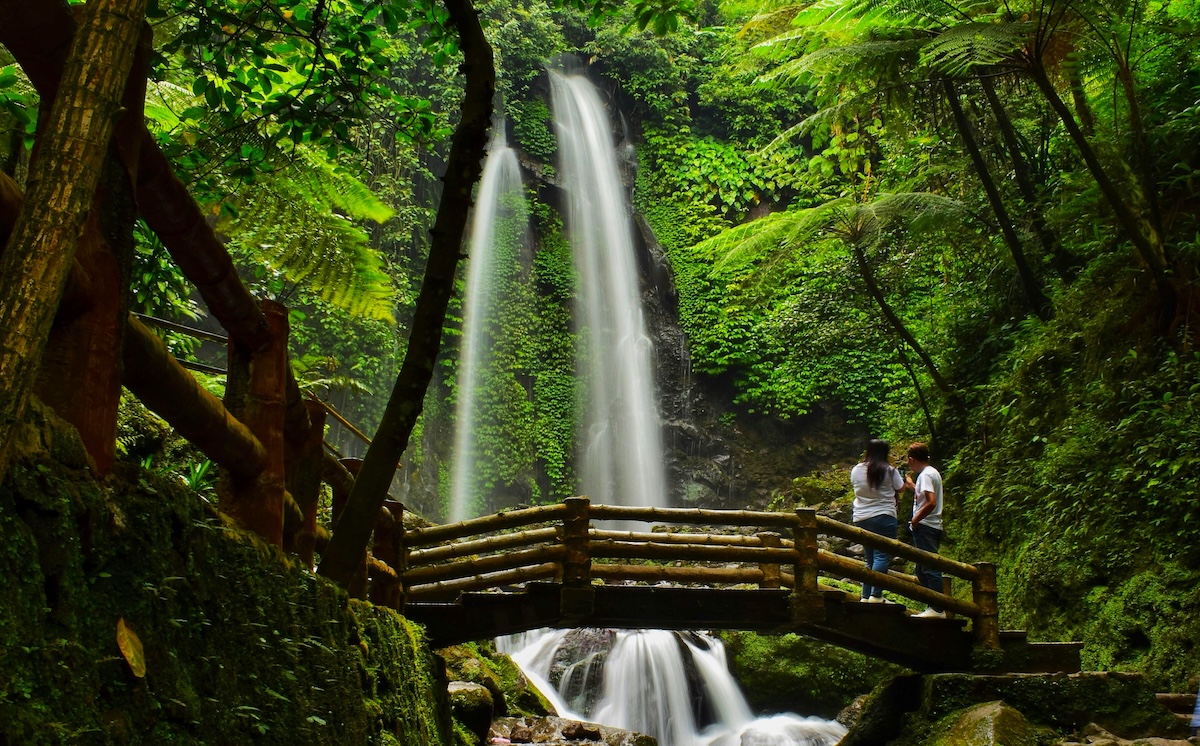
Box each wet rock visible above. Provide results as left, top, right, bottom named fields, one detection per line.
left=1055, top=721, right=1200, bottom=745
left=492, top=716, right=656, bottom=746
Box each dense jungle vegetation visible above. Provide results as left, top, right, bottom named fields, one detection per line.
left=3, top=0, right=1199, bottom=696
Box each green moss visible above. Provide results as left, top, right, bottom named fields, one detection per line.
left=0, top=405, right=450, bottom=745
left=720, top=631, right=902, bottom=718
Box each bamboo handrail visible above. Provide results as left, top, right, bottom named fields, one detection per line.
left=819, top=549, right=979, bottom=617
left=588, top=504, right=798, bottom=528
left=408, top=527, right=560, bottom=566
left=402, top=545, right=567, bottom=586
left=406, top=503, right=569, bottom=546
left=589, top=539, right=797, bottom=564
left=591, top=563, right=764, bottom=585
left=589, top=528, right=771, bottom=547
left=405, top=561, right=561, bottom=600
left=817, top=515, right=980, bottom=580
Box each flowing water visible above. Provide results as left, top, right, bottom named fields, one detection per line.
left=549, top=68, right=668, bottom=513
left=498, top=629, right=847, bottom=746
left=493, top=72, right=845, bottom=746
left=448, top=128, right=529, bottom=523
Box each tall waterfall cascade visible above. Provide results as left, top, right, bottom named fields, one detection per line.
left=448, top=128, right=529, bottom=523
left=499, top=629, right=847, bottom=746
left=549, top=69, right=668, bottom=512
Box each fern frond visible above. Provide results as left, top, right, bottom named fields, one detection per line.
left=919, top=21, right=1033, bottom=76
left=700, top=200, right=852, bottom=272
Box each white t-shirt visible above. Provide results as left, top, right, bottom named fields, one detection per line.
left=851, top=462, right=903, bottom=522
left=912, top=465, right=944, bottom=530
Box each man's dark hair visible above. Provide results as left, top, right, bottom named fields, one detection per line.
left=907, top=442, right=931, bottom=462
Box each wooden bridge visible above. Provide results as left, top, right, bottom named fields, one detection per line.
left=395, top=498, right=1081, bottom=674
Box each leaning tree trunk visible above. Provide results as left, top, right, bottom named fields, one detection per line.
left=980, top=76, right=1075, bottom=283
left=318, top=0, right=496, bottom=590
left=1028, top=60, right=1175, bottom=315
left=944, top=79, right=1052, bottom=321
left=847, top=237, right=953, bottom=394
left=0, top=0, right=148, bottom=485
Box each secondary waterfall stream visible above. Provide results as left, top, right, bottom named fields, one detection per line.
left=448, top=128, right=529, bottom=523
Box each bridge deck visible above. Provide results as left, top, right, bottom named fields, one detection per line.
left=403, top=582, right=1081, bottom=674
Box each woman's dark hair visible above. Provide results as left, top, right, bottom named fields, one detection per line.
left=865, top=439, right=892, bottom=490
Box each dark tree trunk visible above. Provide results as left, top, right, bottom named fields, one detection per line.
left=0, top=0, right=148, bottom=484
left=944, top=79, right=1052, bottom=321
left=980, top=76, right=1075, bottom=283
left=1029, top=61, right=1175, bottom=314
left=318, top=0, right=496, bottom=589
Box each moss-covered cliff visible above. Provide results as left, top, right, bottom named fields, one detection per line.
left=0, top=401, right=450, bottom=745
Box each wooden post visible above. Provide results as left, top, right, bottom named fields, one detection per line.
left=560, top=496, right=593, bottom=619
left=332, top=458, right=364, bottom=527
left=972, top=562, right=1000, bottom=649
left=370, top=506, right=396, bottom=607
left=791, top=508, right=824, bottom=622
left=285, top=400, right=326, bottom=569
left=387, top=500, right=407, bottom=611
left=220, top=299, right=288, bottom=546
left=758, top=532, right=782, bottom=589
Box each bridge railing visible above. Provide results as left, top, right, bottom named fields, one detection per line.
left=398, top=497, right=1000, bottom=648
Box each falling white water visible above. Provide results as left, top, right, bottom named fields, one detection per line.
left=448, top=128, right=528, bottom=523
left=549, top=69, right=668, bottom=512
left=498, top=629, right=847, bottom=746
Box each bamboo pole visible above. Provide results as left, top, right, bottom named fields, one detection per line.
left=589, top=529, right=770, bottom=547
left=406, top=503, right=568, bottom=547
left=817, top=515, right=980, bottom=580
left=589, top=504, right=798, bottom=528
left=409, top=527, right=560, bottom=566
left=588, top=539, right=796, bottom=564
left=591, top=563, right=764, bottom=585
left=402, top=545, right=567, bottom=586
left=819, top=549, right=980, bottom=617
left=759, top=532, right=782, bottom=589
left=404, top=562, right=560, bottom=601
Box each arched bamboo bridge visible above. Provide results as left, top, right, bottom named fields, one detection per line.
left=398, top=498, right=1081, bottom=673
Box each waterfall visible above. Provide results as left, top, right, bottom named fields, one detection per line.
left=549, top=69, right=668, bottom=512
left=449, top=128, right=528, bottom=523
left=498, top=629, right=847, bottom=746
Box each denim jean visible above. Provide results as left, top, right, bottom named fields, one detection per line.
left=912, top=523, right=944, bottom=611
left=854, top=514, right=897, bottom=599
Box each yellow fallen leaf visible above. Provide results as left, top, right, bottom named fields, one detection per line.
left=116, top=618, right=146, bottom=678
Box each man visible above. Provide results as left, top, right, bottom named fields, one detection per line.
left=904, top=442, right=945, bottom=619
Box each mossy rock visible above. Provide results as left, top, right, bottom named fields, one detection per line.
left=720, top=630, right=903, bottom=718
left=439, top=641, right=553, bottom=718
left=926, top=701, right=1043, bottom=746
left=0, top=402, right=451, bottom=745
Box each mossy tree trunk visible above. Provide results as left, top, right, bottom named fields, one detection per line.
left=0, top=0, right=148, bottom=485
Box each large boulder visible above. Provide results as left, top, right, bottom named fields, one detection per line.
left=929, top=701, right=1042, bottom=746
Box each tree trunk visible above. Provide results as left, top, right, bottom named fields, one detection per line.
left=944, top=79, right=1052, bottom=321
left=980, top=76, right=1075, bottom=283
left=1113, top=39, right=1165, bottom=245
left=318, top=0, right=496, bottom=588
left=1028, top=61, right=1175, bottom=314
left=847, top=237, right=953, bottom=393
left=0, top=0, right=148, bottom=484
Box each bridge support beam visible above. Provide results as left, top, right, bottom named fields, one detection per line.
left=560, top=497, right=594, bottom=619
left=791, top=508, right=825, bottom=623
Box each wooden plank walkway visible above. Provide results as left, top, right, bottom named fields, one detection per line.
left=396, top=498, right=1082, bottom=674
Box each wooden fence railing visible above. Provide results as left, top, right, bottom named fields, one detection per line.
left=394, top=497, right=1001, bottom=649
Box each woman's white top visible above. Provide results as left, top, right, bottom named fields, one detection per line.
left=850, top=462, right=903, bottom=522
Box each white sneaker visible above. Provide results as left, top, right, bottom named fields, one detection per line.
left=915, top=608, right=946, bottom=618
left=862, top=596, right=884, bottom=603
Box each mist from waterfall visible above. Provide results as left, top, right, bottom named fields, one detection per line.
left=498, top=629, right=847, bottom=746
left=549, top=69, right=668, bottom=512
left=448, top=128, right=528, bottom=523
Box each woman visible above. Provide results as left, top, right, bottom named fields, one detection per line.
left=850, top=439, right=903, bottom=602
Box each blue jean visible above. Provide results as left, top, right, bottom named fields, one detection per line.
left=855, top=514, right=897, bottom=599
left=912, top=523, right=944, bottom=610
